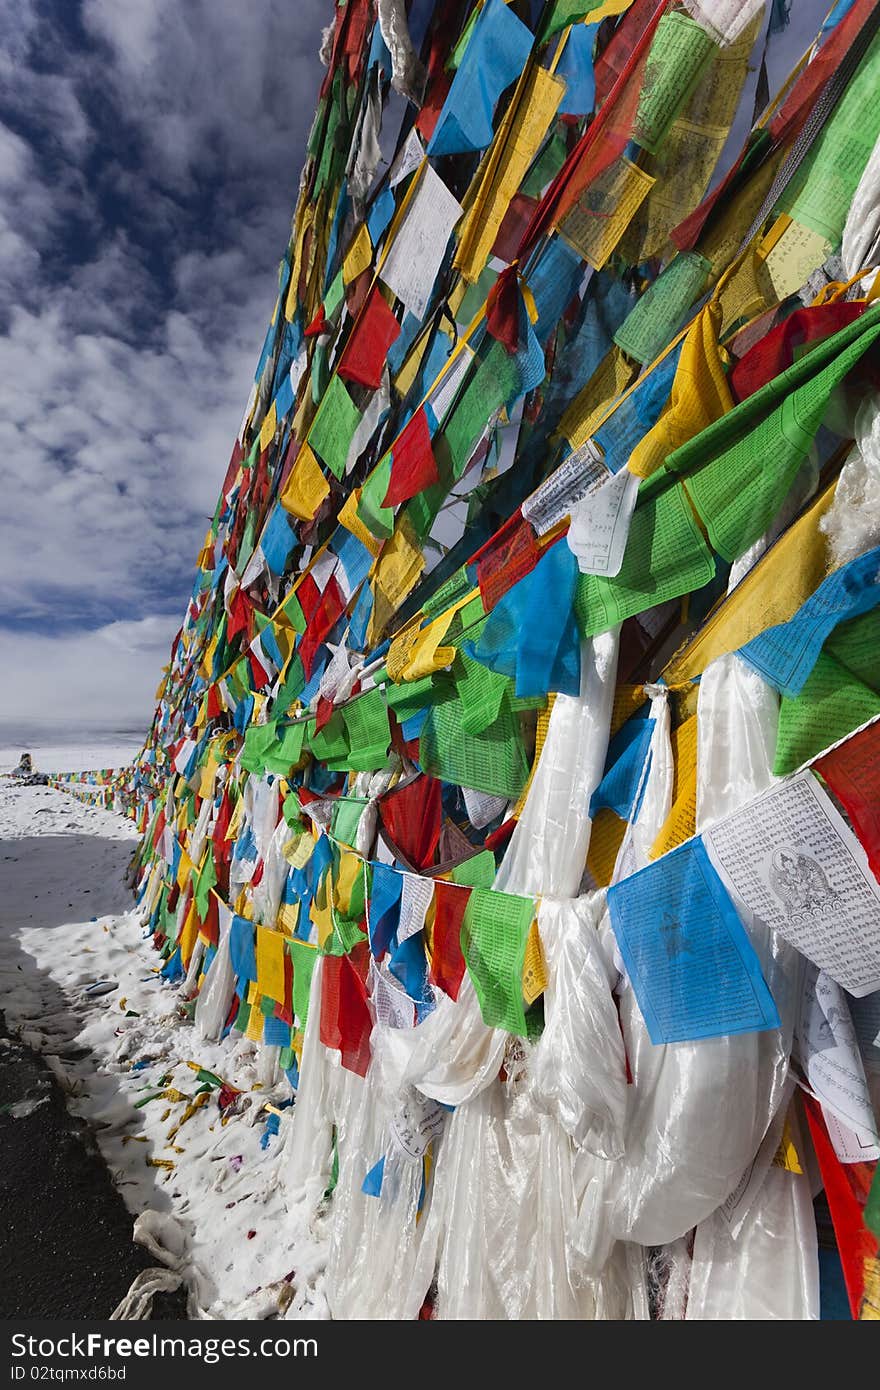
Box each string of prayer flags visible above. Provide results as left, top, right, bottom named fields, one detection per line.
left=83, top=1, right=880, bottom=1318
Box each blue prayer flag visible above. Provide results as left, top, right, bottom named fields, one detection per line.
left=608, top=838, right=780, bottom=1045
left=427, top=0, right=533, bottom=157
left=739, top=545, right=880, bottom=698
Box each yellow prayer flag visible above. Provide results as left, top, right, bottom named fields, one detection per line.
left=343, top=223, right=373, bottom=284
left=401, top=611, right=458, bottom=680
left=559, top=346, right=637, bottom=451
left=256, top=925, right=286, bottom=1004
left=279, top=443, right=331, bottom=522
left=394, top=329, right=432, bottom=398
left=259, top=400, right=278, bottom=452
left=175, top=848, right=193, bottom=891
left=522, top=918, right=549, bottom=1006
left=456, top=65, right=565, bottom=282
left=559, top=156, right=655, bottom=271
left=367, top=515, right=426, bottom=644
left=663, top=480, right=836, bottom=683
left=245, top=1000, right=265, bottom=1042
left=587, top=808, right=628, bottom=888
left=226, top=795, right=244, bottom=842
left=339, top=488, right=382, bottom=557
left=198, top=754, right=218, bottom=801
left=199, top=633, right=218, bottom=681
left=773, top=1108, right=803, bottom=1174
left=311, top=892, right=334, bottom=951
left=627, top=298, right=732, bottom=479
left=178, top=896, right=200, bottom=968
left=277, top=900, right=301, bottom=936
left=334, top=850, right=364, bottom=917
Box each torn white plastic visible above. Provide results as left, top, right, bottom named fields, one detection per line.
left=377, top=0, right=426, bottom=102
left=820, top=396, right=880, bottom=569
left=495, top=631, right=620, bottom=898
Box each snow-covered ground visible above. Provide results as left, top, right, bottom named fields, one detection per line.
left=0, top=775, right=328, bottom=1320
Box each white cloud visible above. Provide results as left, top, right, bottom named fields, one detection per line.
left=0, top=612, right=181, bottom=724
left=0, top=0, right=328, bottom=725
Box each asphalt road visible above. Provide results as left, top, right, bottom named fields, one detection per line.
left=0, top=1011, right=187, bottom=1320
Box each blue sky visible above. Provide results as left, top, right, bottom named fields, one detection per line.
left=0, top=0, right=327, bottom=724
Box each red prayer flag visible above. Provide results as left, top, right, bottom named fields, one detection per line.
left=206, top=683, right=223, bottom=720
left=382, top=407, right=439, bottom=507
left=338, top=287, right=401, bottom=390
left=298, top=575, right=345, bottom=679
left=378, top=773, right=443, bottom=870
left=474, top=510, right=541, bottom=611
left=429, top=880, right=470, bottom=1000
left=803, top=1094, right=878, bottom=1318
left=731, top=302, right=864, bottom=403
left=314, top=694, right=336, bottom=733
left=815, top=721, right=880, bottom=886
left=305, top=304, right=328, bottom=337
left=248, top=648, right=271, bottom=689
left=320, top=948, right=372, bottom=1077
left=227, top=587, right=252, bottom=642
left=486, top=265, right=521, bottom=355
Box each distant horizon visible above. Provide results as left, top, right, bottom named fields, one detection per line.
left=0, top=717, right=148, bottom=736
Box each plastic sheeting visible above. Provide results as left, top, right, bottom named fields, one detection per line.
left=495, top=631, right=620, bottom=899
left=821, top=396, right=880, bottom=569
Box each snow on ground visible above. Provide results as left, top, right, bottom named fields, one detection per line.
left=0, top=777, right=329, bottom=1320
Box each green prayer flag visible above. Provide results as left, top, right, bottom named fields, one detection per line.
left=341, top=689, right=391, bottom=771
left=241, top=719, right=278, bottom=774
left=444, top=343, right=518, bottom=479
left=385, top=672, right=441, bottom=718
left=193, top=851, right=217, bottom=921
left=614, top=252, right=710, bottom=366
left=461, top=887, right=535, bottom=1035
left=263, top=720, right=307, bottom=775
left=420, top=689, right=529, bottom=798
left=358, top=454, right=395, bottom=538
left=276, top=655, right=306, bottom=712
left=684, top=320, right=880, bottom=562
left=632, top=13, right=716, bottom=155
left=454, top=650, right=511, bottom=735
left=783, top=28, right=880, bottom=245
left=307, top=710, right=350, bottom=763
left=450, top=850, right=497, bottom=888
left=308, top=375, right=361, bottom=480
left=575, top=481, right=715, bottom=635
left=283, top=591, right=307, bottom=634
left=774, top=621, right=880, bottom=776
left=522, top=131, right=569, bottom=200
left=289, top=940, right=319, bottom=1028
left=331, top=795, right=369, bottom=849
left=324, top=268, right=345, bottom=320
